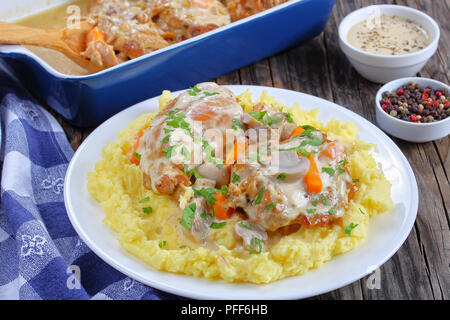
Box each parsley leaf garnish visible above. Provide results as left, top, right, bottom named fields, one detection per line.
left=277, top=173, right=287, bottom=180
left=231, top=119, right=244, bottom=131
left=322, top=167, right=335, bottom=176
left=254, top=187, right=265, bottom=205
left=320, top=194, right=331, bottom=206
left=142, top=206, right=153, bottom=214
left=285, top=113, right=294, bottom=123
left=193, top=187, right=219, bottom=205
left=306, top=208, right=316, bottom=214
left=232, top=172, right=241, bottom=183
left=249, top=110, right=267, bottom=122
left=133, top=152, right=141, bottom=161
left=239, top=221, right=253, bottom=230
left=161, top=145, right=177, bottom=158
left=210, top=222, right=226, bottom=229
left=265, top=202, right=277, bottom=211
left=248, top=238, right=262, bottom=254
left=161, top=135, right=170, bottom=144
left=204, top=91, right=219, bottom=96
left=345, top=223, right=359, bottom=237
left=187, top=85, right=201, bottom=96
left=139, top=196, right=150, bottom=203
left=180, top=203, right=196, bottom=229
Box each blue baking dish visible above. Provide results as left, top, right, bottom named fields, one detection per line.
left=0, top=0, right=335, bottom=127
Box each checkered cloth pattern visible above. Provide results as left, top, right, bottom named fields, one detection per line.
left=0, top=62, right=178, bottom=300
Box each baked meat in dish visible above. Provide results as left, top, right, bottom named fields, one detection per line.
left=224, top=0, right=289, bottom=21
left=81, top=0, right=287, bottom=68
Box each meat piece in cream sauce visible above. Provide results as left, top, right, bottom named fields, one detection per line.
left=133, top=82, right=356, bottom=253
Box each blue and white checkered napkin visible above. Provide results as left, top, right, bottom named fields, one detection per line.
left=0, top=62, right=178, bottom=300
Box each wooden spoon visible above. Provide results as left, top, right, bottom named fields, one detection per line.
left=0, top=21, right=105, bottom=73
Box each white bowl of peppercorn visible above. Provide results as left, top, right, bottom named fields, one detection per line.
left=375, top=77, right=450, bottom=143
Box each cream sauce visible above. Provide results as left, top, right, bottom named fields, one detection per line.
left=347, top=15, right=431, bottom=55
left=17, top=0, right=91, bottom=75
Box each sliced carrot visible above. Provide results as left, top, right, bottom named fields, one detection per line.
left=225, top=140, right=246, bottom=165
left=86, top=26, right=106, bottom=45
left=319, top=141, right=342, bottom=160
left=190, top=102, right=217, bottom=121
left=304, top=155, right=323, bottom=194
left=289, top=126, right=305, bottom=138
left=130, top=129, right=145, bottom=165
left=213, top=192, right=233, bottom=220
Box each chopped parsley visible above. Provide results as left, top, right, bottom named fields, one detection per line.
left=181, top=146, right=190, bottom=161
left=352, top=178, right=360, bottom=183
left=306, top=208, right=316, bottom=214
left=161, top=135, right=170, bottom=144
left=133, top=152, right=141, bottom=161
left=322, top=167, right=335, bottom=176
left=248, top=238, right=263, bottom=254
left=161, top=145, right=177, bottom=158
left=159, top=240, right=167, bottom=248
left=285, top=113, right=294, bottom=123
left=300, top=125, right=317, bottom=131
left=312, top=199, right=319, bottom=207
left=264, top=114, right=282, bottom=127
left=249, top=110, right=267, bottom=122
left=254, top=187, right=265, bottom=205
left=231, top=119, right=244, bottom=131
left=183, top=165, right=203, bottom=179
left=232, top=172, right=241, bottom=183
left=320, top=194, right=331, bottom=206
left=142, top=206, right=153, bottom=214
left=204, top=91, right=219, bottom=96
left=166, top=112, right=191, bottom=135
left=203, top=140, right=224, bottom=169
left=193, top=187, right=219, bottom=205
left=345, top=223, right=359, bottom=237
left=139, top=196, right=150, bottom=203
left=336, top=166, right=346, bottom=175
left=265, top=202, right=277, bottom=211
left=163, top=128, right=174, bottom=134
left=179, top=245, right=187, bottom=249
left=210, top=222, right=227, bottom=229
left=277, top=173, right=287, bottom=180
left=328, top=208, right=336, bottom=215
left=220, top=185, right=229, bottom=196
left=180, top=203, right=196, bottom=229
left=239, top=221, right=253, bottom=230
left=187, top=85, right=201, bottom=96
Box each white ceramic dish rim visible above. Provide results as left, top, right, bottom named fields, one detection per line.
left=338, top=4, right=440, bottom=60
left=375, top=77, right=450, bottom=127
left=64, top=85, right=419, bottom=299
left=0, top=0, right=305, bottom=80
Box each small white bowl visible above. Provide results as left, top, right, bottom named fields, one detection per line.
left=338, top=5, right=440, bottom=84
left=375, top=77, right=450, bottom=143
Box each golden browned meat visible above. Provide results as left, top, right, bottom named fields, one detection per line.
left=149, top=0, right=230, bottom=42
left=224, top=0, right=288, bottom=21
left=85, top=0, right=169, bottom=66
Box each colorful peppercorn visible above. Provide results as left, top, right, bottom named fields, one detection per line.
left=381, top=82, right=449, bottom=123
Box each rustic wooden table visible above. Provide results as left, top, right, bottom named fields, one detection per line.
left=55, top=0, right=449, bottom=299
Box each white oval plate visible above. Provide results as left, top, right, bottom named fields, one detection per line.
left=64, top=85, right=418, bottom=300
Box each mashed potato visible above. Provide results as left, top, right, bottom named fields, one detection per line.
left=87, top=89, right=394, bottom=284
